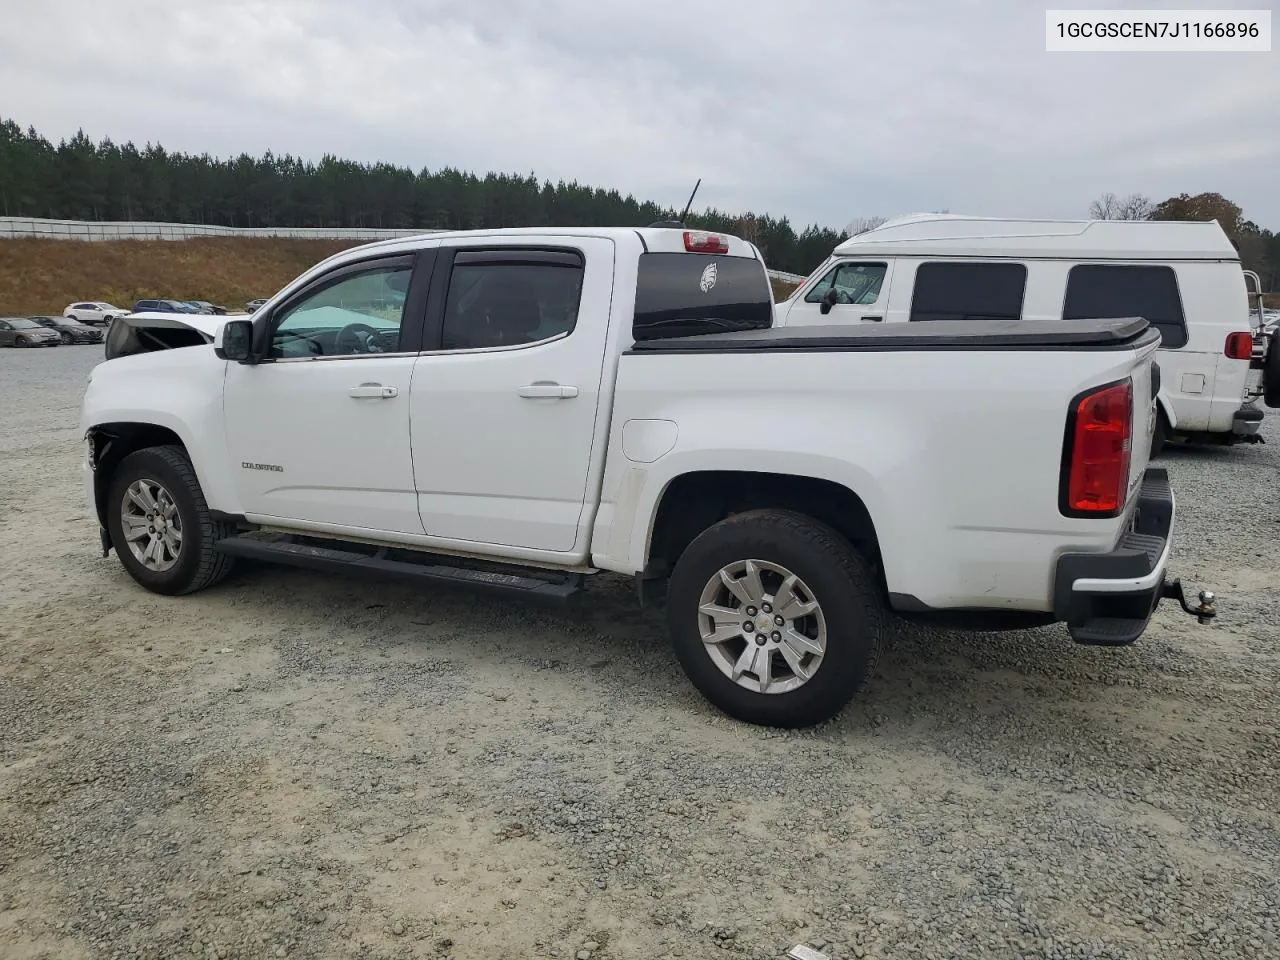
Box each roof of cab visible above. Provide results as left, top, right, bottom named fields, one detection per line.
left=327, top=226, right=761, bottom=263
left=832, top=213, right=1239, bottom=262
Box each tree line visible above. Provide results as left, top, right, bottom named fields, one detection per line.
left=2, top=117, right=1275, bottom=285
left=0, top=119, right=844, bottom=276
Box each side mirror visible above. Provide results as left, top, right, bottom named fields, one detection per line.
left=214, top=319, right=254, bottom=362
left=819, top=286, right=839, bottom=315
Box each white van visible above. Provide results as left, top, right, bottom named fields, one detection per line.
left=773, top=214, right=1277, bottom=454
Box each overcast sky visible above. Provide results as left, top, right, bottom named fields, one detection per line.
left=1, top=0, right=1277, bottom=230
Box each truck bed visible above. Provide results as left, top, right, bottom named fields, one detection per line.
left=627, top=317, right=1156, bottom=353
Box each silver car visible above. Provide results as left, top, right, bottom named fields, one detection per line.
left=0, top=317, right=62, bottom=347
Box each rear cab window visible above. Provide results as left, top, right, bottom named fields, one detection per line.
left=909, top=262, right=1028, bottom=322
left=633, top=244, right=773, bottom=341
left=1062, top=264, right=1188, bottom=349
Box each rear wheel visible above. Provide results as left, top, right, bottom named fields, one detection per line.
left=106, top=445, right=237, bottom=596
left=666, top=509, right=887, bottom=728
left=1151, top=408, right=1170, bottom=458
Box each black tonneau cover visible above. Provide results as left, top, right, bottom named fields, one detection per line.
left=627, top=317, right=1156, bottom=354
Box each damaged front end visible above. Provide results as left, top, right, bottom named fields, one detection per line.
left=103, top=312, right=228, bottom=360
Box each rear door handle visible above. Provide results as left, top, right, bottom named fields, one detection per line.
left=518, top=382, right=578, bottom=399
left=861, top=315, right=883, bottom=322
left=348, top=383, right=398, bottom=399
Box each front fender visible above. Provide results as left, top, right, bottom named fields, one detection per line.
left=80, top=347, right=240, bottom=515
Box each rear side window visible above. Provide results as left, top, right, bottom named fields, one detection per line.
left=1062, top=264, right=1188, bottom=349
left=909, top=262, right=1027, bottom=322
left=440, top=250, right=585, bottom=351
left=633, top=253, right=773, bottom=341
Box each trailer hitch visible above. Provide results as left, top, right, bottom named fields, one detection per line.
left=1161, top=578, right=1216, bottom=624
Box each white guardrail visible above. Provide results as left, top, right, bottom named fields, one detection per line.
left=0, top=216, right=807, bottom=283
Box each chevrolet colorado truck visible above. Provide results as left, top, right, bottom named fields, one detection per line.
left=80, top=226, right=1215, bottom=727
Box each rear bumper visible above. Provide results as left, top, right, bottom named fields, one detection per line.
left=1052, top=467, right=1174, bottom=646
left=1232, top=405, right=1264, bottom=435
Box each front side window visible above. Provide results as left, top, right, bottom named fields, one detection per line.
left=909, top=261, right=1027, bottom=322
left=440, top=252, right=584, bottom=351
left=270, top=263, right=412, bottom=359
left=1062, top=264, right=1188, bottom=349
left=805, top=262, right=888, bottom=305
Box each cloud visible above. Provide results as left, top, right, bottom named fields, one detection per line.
left=1, top=0, right=1276, bottom=229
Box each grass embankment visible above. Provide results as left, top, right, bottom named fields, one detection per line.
left=0, top=237, right=366, bottom=314
left=0, top=236, right=805, bottom=314
left=11, top=237, right=1269, bottom=315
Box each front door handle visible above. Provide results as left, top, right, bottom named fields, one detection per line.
left=861, top=315, right=883, bottom=322
left=517, top=382, right=578, bottom=399
left=349, top=383, right=398, bottom=399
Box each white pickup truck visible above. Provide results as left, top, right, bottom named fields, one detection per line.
left=81, top=226, right=1215, bottom=727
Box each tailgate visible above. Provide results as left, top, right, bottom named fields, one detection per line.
left=1126, top=347, right=1160, bottom=496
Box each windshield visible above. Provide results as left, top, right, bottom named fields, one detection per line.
left=8, top=318, right=42, bottom=329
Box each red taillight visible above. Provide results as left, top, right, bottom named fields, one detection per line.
left=1063, top=379, right=1132, bottom=517
left=1224, top=331, right=1253, bottom=360
left=683, top=230, right=729, bottom=254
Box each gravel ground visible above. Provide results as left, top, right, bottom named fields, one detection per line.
left=2, top=345, right=1278, bottom=960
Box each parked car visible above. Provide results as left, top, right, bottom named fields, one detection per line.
left=64, top=301, right=126, bottom=327
left=773, top=214, right=1279, bottom=455
left=28, top=315, right=105, bottom=344
left=245, top=298, right=269, bottom=313
left=0, top=317, right=61, bottom=347
left=131, top=299, right=194, bottom=314
left=81, top=225, right=1218, bottom=728
left=185, top=300, right=227, bottom=315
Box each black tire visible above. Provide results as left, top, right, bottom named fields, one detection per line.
left=106, top=444, right=236, bottom=596
left=60, top=332, right=73, bottom=345
left=1264, top=329, right=1280, bottom=409
left=1151, top=407, right=1170, bottom=459
left=666, top=508, right=887, bottom=728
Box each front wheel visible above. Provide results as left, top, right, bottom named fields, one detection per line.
left=666, top=509, right=887, bottom=728
left=106, top=445, right=237, bottom=595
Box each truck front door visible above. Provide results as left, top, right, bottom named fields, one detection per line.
left=221, top=251, right=433, bottom=535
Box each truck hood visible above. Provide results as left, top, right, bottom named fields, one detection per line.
left=105, top=311, right=226, bottom=360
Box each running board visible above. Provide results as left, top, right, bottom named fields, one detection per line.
left=213, top=536, right=583, bottom=605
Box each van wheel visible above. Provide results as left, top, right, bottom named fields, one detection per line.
left=1151, top=409, right=1170, bottom=458
left=106, top=445, right=237, bottom=596
left=665, top=509, right=887, bottom=728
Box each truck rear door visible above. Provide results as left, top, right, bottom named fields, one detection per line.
left=408, top=236, right=617, bottom=555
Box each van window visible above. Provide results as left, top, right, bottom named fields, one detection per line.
left=805, top=262, right=888, bottom=305
left=1062, top=264, right=1188, bottom=349
left=909, top=262, right=1027, bottom=322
